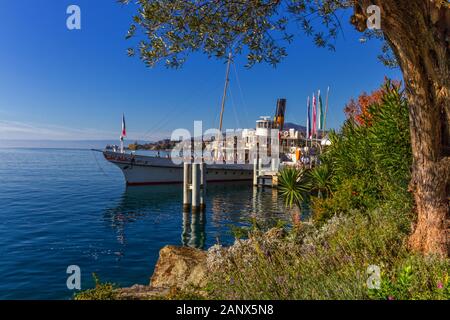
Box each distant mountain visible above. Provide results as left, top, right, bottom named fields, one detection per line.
left=283, top=122, right=307, bottom=133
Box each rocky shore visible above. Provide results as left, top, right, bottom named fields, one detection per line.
left=115, top=227, right=288, bottom=300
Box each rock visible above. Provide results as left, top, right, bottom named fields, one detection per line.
left=150, top=245, right=208, bottom=290
left=116, top=285, right=169, bottom=300
left=115, top=245, right=208, bottom=299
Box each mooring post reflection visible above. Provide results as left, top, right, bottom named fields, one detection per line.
left=182, top=211, right=206, bottom=249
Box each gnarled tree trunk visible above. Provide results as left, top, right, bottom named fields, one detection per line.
left=355, top=0, right=450, bottom=256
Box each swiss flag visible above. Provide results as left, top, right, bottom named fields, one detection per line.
left=121, top=114, right=126, bottom=137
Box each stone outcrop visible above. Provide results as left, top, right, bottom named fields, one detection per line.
left=116, top=245, right=207, bottom=299
left=116, top=228, right=287, bottom=299
left=150, top=245, right=208, bottom=290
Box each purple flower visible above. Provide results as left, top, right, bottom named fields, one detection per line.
left=437, top=282, right=443, bottom=289
left=276, top=276, right=286, bottom=285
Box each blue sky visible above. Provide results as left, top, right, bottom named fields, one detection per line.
left=0, top=0, right=402, bottom=144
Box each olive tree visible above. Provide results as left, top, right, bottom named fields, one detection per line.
left=120, top=0, right=449, bottom=257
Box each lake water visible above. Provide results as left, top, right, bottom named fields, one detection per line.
left=0, top=148, right=291, bottom=299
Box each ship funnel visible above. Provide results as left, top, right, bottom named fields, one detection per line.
left=274, top=98, right=287, bottom=130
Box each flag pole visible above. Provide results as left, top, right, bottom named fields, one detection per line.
left=317, top=89, right=320, bottom=157
left=120, top=113, right=126, bottom=154
left=306, top=96, right=309, bottom=152
left=311, top=92, right=315, bottom=168
left=324, top=86, right=330, bottom=136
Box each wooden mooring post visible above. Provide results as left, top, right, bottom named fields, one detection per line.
left=191, top=163, right=200, bottom=212
left=254, top=156, right=280, bottom=188
left=200, top=162, right=206, bottom=211
left=183, top=162, right=192, bottom=212
left=183, top=161, right=206, bottom=213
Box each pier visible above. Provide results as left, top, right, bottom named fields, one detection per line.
left=253, top=157, right=280, bottom=188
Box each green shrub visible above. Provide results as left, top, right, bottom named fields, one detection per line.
left=204, top=80, right=436, bottom=300
left=317, top=80, right=412, bottom=220
left=206, top=200, right=413, bottom=300
left=278, top=166, right=311, bottom=208
left=369, top=256, right=450, bottom=300
left=308, top=164, right=333, bottom=199
left=73, top=274, right=118, bottom=300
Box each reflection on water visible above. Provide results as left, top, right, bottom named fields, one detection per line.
left=0, top=148, right=309, bottom=299
left=102, top=184, right=182, bottom=255
left=182, top=212, right=206, bottom=249
left=102, top=182, right=306, bottom=251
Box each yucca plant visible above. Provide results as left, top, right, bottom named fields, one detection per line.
left=278, top=166, right=311, bottom=209
left=309, top=164, right=333, bottom=199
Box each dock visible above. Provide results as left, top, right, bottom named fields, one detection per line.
left=253, top=157, right=280, bottom=188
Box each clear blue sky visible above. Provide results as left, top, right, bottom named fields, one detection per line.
left=0, top=0, right=401, bottom=143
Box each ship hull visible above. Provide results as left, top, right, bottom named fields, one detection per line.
left=103, top=151, right=253, bottom=185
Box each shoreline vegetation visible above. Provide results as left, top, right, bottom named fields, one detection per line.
left=76, top=80, right=450, bottom=300
left=128, top=139, right=179, bottom=151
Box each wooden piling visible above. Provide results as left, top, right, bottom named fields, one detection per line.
left=253, top=158, right=258, bottom=186
left=199, top=162, right=206, bottom=211
left=183, top=162, right=191, bottom=212
left=191, top=163, right=201, bottom=212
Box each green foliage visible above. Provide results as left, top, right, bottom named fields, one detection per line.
left=317, top=80, right=412, bottom=218
left=278, top=166, right=311, bottom=208
left=119, top=0, right=353, bottom=68
left=204, top=80, right=437, bottom=301
left=206, top=201, right=418, bottom=299
left=308, top=164, right=333, bottom=198
left=369, top=256, right=450, bottom=300
left=229, top=217, right=288, bottom=240
left=365, top=84, right=412, bottom=195
left=73, top=274, right=118, bottom=300
left=207, top=196, right=450, bottom=300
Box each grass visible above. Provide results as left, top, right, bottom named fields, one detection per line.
left=205, top=197, right=450, bottom=300
left=73, top=274, right=118, bottom=300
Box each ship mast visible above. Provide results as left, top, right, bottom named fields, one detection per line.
left=218, top=52, right=232, bottom=133
left=215, top=52, right=232, bottom=161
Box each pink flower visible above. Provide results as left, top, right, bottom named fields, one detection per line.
left=437, top=282, right=443, bottom=289
left=388, top=296, right=395, bottom=300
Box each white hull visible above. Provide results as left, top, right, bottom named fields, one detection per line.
left=103, top=151, right=253, bottom=185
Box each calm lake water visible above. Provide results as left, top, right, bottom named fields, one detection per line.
left=0, top=148, right=292, bottom=299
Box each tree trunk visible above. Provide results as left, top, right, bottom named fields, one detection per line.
left=355, top=0, right=450, bottom=256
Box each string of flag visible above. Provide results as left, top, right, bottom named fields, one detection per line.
left=306, top=87, right=329, bottom=140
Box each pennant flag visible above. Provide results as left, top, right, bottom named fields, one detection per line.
left=306, top=96, right=311, bottom=139
left=318, top=90, right=324, bottom=130
left=121, top=113, right=126, bottom=137
left=312, top=93, right=317, bottom=137
left=324, top=86, right=330, bottom=131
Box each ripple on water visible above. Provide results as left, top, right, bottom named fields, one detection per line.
left=0, top=148, right=298, bottom=299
